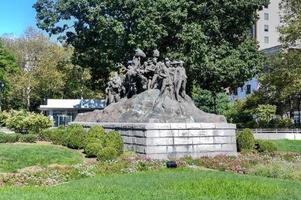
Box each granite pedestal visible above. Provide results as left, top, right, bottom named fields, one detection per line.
left=75, top=122, right=237, bottom=159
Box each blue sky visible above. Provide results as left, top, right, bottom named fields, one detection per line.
left=0, top=0, right=38, bottom=36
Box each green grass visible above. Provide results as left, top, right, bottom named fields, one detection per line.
left=273, top=140, right=301, bottom=153
left=1, top=169, right=301, bottom=200
left=0, top=143, right=83, bottom=173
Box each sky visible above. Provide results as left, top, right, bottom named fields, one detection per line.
left=0, top=0, right=38, bottom=37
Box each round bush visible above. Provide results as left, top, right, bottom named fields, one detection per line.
left=18, top=134, right=37, bottom=143
left=105, top=131, right=123, bottom=155
left=0, top=133, right=19, bottom=143
left=97, top=146, right=118, bottom=161
left=63, top=124, right=86, bottom=149
left=236, top=128, right=255, bottom=152
left=85, top=125, right=106, bottom=146
left=84, top=142, right=103, bottom=158
left=256, top=140, right=277, bottom=153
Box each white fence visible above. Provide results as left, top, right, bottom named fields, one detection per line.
left=250, top=129, right=301, bottom=140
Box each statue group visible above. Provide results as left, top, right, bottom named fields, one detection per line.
left=105, top=49, right=189, bottom=105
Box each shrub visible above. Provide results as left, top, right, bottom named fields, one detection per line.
left=5, top=110, right=52, bottom=134
left=105, top=131, right=123, bottom=155
left=255, top=140, right=277, bottom=153
left=0, top=133, right=19, bottom=143
left=97, top=147, right=118, bottom=161
left=85, top=126, right=106, bottom=146
left=279, top=118, right=293, bottom=128
left=237, top=128, right=255, bottom=152
left=84, top=142, right=103, bottom=158
left=5, top=110, right=28, bottom=133
left=25, top=113, right=53, bottom=134
left=42, top=126, right=66, bottom=145
left=0, top=111, right=10, bottom=126
left=63, top=124, right=86, bottom=149
left=18, top=134, right=38, bottom=143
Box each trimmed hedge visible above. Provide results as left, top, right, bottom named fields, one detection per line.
left=42, top=126, right=66, bottom=145
left=237, top=128, right=255, bottom=152
left=105, top=131, right=123, bottom=155
left=84, top=142, right=103, bottom=158
left=97, top=147, right=118, bottom=161
left=0, top=133, right=19, bottom=143
left=63, top=124, right=86, bottom=149
left=85, top=126, right=106, bottom=146
left=18, top=134, right=38, bottom=143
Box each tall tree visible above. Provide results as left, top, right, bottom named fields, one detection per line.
left=2, top=28, right=96, bottom=110
left=279, top=0, right=301, bottom=46
left=0, top=40, right=19, bottom=110
left=34, top=0, right=266, bottom=95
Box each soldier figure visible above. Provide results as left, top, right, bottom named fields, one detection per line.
left=105, top=72, right=123, bottom=105
left=174, top=60, right=188, bottom=101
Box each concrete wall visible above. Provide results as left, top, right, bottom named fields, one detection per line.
left=75, top=122, right=237, bottom=160
left=254, top=133, right=301, bottom=140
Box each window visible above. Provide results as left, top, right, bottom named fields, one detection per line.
left=264, top=36, right=269, bottom=44
left=264, top=13, right=269, bottom=20
left=246, top=85, right=251, bottom=94
left=264, top=24, right=269, bottom=32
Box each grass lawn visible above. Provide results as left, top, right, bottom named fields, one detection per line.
left=273, top=140, right=301, bottom=153
left=0, top=143, right=83, bottom=173
left=0, top=169, right=301, bottom=200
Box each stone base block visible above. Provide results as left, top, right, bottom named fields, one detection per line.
left=75, top=122, right=237, bottom=159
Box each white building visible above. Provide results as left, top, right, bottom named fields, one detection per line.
left=256, top=0, right=282, bottom=50
left=39, top=99, right=106, bottom=126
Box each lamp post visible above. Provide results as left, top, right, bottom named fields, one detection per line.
left=0, top=81, right=4, bottom=111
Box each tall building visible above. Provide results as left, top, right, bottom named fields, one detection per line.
left=230, top=0, right=282, bottom=101
left=256, top=0, right=282, bottom=50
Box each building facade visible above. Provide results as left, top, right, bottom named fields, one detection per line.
left=39, top=99, right=106, bottom=127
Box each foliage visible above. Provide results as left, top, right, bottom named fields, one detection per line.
left=105, top=131, right=123, bottom=155
left=225, top=99, right=256, bottom=128
left=258, top=51, right=301, bottom=120
left=255, top=140, right=277, bottom=153
left=279, top=118, right=293, bottom=128
left=85, top=125, right=106, bottom=146
left=97, top=147, right=119, bottom=161
left=0, top=111, right=10, bottom=126
left=0, top=143, right=83, bottom=173
left=84, top=143, right=103, bottom=158
left=42, top=126, right=66, bottom=145
left=34, top=0, right=266, bottom=94
left=254, top=104, right=276, bottom=127
left=5, top=110, right=52, bottom=134
left=192, top=85, right=231, bottom=114
left=0, top=40, right=19, bottom=110
left=236, top=128, right=255, bottom=152
left=0, top=133, right=19, bottom=143
left=279, top=0, right=301, bottom=46
left=18, top=134, right=38, bottom=143
left=2, top=28, right=97, bottom=111
left=63, top=124, right=86, bottom=149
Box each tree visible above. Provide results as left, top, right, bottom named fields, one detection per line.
left=254, top=104, right=276, bottom=126
left=259, top=50, right=301, bottom=119
left=279, top=0, right=301, bottom=46
left=0, top=39, right=19, bottom=110
left=34, top=0, right=267, bottom=95
left=192, top=85, right=230, bottom=115
left=2, top=27, right=96, bottom=111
